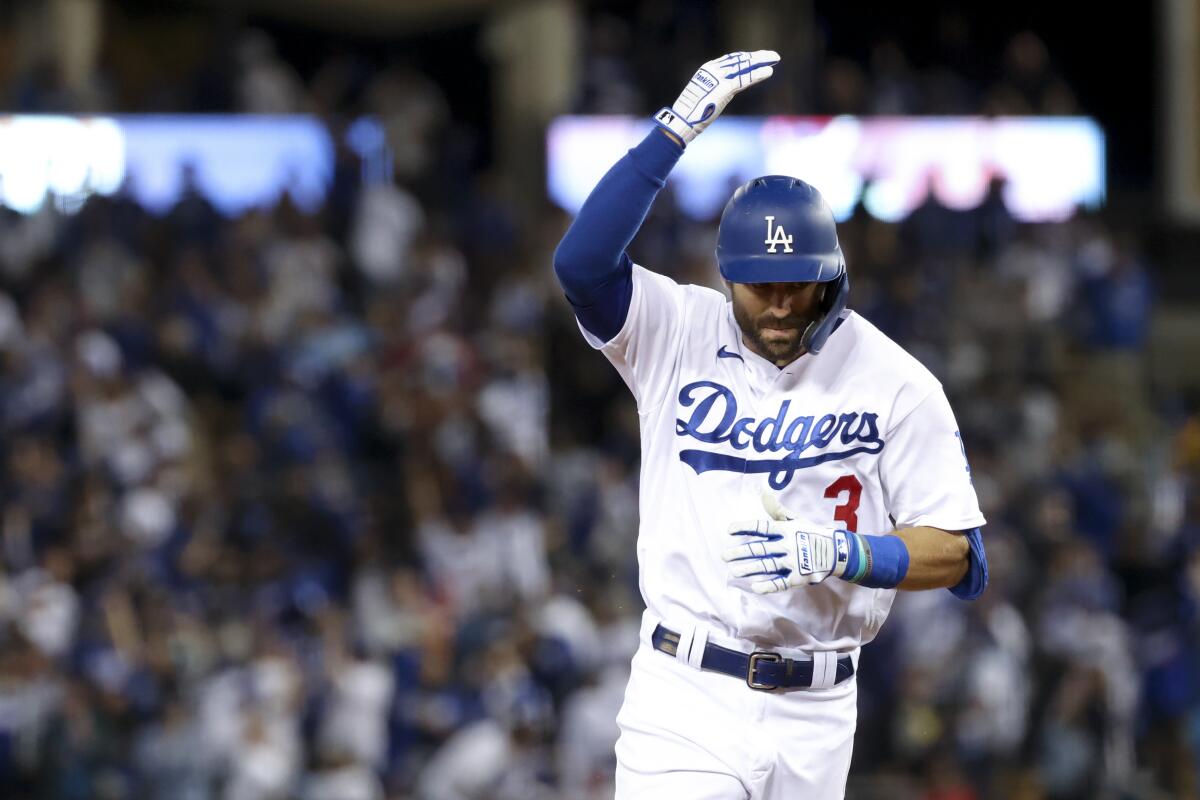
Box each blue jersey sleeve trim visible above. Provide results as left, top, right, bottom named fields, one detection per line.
left=949, top=526, right=988, bottom=600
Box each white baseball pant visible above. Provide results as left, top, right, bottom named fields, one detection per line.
left=614, top=618, right=858, bottom=799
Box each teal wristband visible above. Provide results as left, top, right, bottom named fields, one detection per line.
left=846, top=533, right=870, bottom=583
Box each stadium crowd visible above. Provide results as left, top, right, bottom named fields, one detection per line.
left=0, top=10, right=1196, bottom=800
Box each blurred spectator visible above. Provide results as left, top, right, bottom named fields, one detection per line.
left=984, top=31, right=1079, bottom=115
left=867, top=39, right=921, bottom=115
left=234, top=30, right=306, bottom=114
left=416, top=675, right=557, bottom=800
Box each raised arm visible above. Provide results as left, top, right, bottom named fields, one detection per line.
left=551, top=129, right=684, bottom=341
left=552, top=50, right=779, bottom=342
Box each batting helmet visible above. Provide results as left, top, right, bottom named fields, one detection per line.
left=716, top=176, right=849, bottom=354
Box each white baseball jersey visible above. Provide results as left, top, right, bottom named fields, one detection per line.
left=580, top=264, right=986, bottom=653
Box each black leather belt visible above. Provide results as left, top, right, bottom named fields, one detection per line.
left=651, top=623, right=854, bottom=691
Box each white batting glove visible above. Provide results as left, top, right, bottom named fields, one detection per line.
left=653, top=50, right=780, bottom=144
left=723, top=492, right=852, bottom=594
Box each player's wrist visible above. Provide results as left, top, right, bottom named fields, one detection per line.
left=653, top=107, right=695, bottom=145
left=835, top=532, right=909, bottom=589
left=830, top=530, right=861, bottom=581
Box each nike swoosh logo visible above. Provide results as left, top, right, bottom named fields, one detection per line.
left=717, top=345, right=744, bottom=361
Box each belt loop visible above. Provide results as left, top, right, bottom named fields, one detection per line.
left=687, top=626, right=708, bottom=670
left=810, top=651, right=837, bottom=689
left=673, top=624, right=697, bottom=667
left=640, top=612, right=660, bottom=647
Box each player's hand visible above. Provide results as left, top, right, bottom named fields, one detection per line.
left=653, top=50, right=780, bottom=144
left=722, top=492, right=851, bottom=594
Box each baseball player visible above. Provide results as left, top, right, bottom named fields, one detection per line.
left=553, top=52, right=988, bottom=799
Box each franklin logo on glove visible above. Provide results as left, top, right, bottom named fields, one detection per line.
left=797, top=535, right=814, bottom=573
left=692, top=69, right=719, bottom=92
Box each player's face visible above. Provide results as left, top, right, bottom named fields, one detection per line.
left=728, top=281, right=824, bottom=366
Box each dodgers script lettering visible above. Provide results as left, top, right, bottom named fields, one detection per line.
left=674, top=381, right=885, bottom=489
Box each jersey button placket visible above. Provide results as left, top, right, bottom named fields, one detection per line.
left=735, top=369, right=764, bottom=531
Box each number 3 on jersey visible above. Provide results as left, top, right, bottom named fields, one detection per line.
left=823, top=475, right=862, bottom=532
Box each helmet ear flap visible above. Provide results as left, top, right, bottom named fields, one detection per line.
left=800, top=270, right=849, bottom=354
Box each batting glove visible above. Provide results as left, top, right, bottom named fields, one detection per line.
left=723, top=492, right=852, bottom=594
left=653, top=50, right=780, bottom=144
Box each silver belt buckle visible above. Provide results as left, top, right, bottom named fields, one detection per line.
left=746, top=651, right=782, bottom=690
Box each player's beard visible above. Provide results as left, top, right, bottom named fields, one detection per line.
left=731, top=301, right=813, bottom=366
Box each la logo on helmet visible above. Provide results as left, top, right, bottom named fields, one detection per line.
left=764, top=216, right=794, bottom=254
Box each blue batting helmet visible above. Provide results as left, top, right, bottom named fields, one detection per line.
left=716, top=175, right=849, bottom=354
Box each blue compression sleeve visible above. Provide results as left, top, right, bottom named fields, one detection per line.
left=552, top=129, right=684, bottom=341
